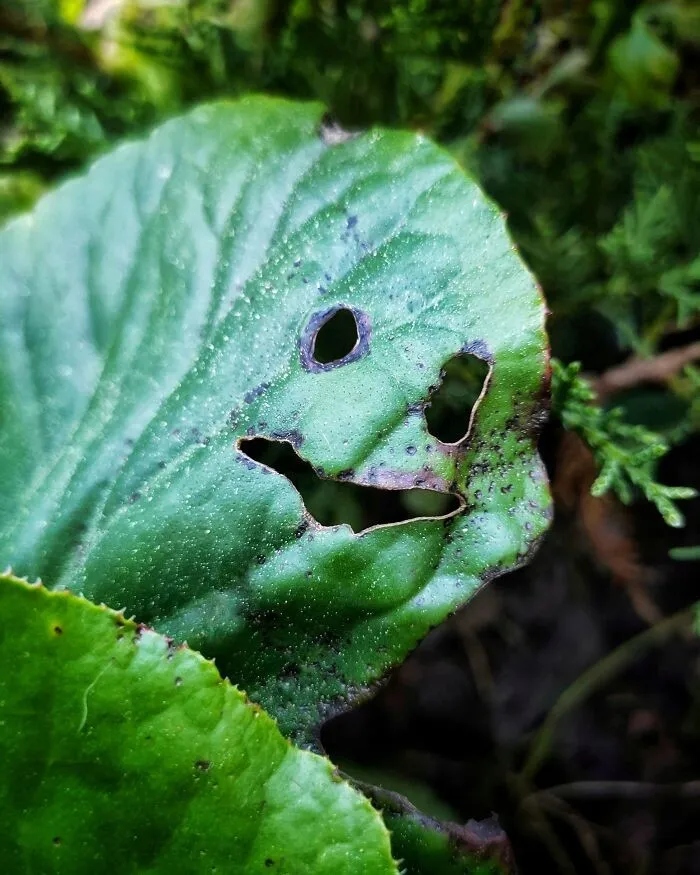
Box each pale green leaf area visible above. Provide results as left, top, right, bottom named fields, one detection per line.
left=0, top=573, right=397, bottom=874
left=0, top=96, right=550, bottom=741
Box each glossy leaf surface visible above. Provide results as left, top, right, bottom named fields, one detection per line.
left=0, top=97, right=550, bottom=740
left=0, top=573, right=396, bottom=874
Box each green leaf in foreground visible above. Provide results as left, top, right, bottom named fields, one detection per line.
left=0, top=573, right=396, bottom=874
left=0, top=96, right=550, bottom=741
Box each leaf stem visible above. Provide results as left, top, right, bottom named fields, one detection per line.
left=520, top=608, right=693, bottom=782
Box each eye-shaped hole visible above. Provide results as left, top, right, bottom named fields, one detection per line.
left=300, top=306, right=371, bottom=372
left=425, top=353, right=491, bottom=444
left=313, top=307, right=359, bottom=364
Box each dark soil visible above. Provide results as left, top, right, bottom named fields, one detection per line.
left=323, top=430, right=700, bottom=875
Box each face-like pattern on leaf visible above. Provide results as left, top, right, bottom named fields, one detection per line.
left=0, top=98, right=550, bottom=741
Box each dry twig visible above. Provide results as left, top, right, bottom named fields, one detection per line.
left=593, top=341, right=700, bottom=401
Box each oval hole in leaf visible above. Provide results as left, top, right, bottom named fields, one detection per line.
left=239, top=438, right=461, bottom=532
left=425, top=353, right=491, bottom=443
left=312, top=307, right=360, bottom=365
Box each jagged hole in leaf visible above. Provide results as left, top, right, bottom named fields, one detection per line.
left=239, top=438, right=461, bottom=532
left=425, top=353, right=491, bottom=444
left=311, top=307, right=360, bottom=364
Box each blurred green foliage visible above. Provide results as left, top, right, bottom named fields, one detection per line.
left=552, top=360, right=696, bottom=526
left=2, top=0, right=698, bottom=521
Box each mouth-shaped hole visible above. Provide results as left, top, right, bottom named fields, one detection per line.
left=425, top=353, right=491, bottom=444
left=239, top=437, right=461, bottom=533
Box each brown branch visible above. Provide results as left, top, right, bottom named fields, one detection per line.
left=529, top=780, right=700, bottom=802
left=516, top=793, right=579, bottom=875
left=594, top=341, right=700, bottom=401
left=528, top=792, right=613, bottom=875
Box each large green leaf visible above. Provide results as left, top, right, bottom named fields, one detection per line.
left=0, top=96, right=550, bottom=741
left=0, top=572, right=396, bottom=874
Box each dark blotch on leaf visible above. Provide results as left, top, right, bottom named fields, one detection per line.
left=195, top=760, right=211, bottom=772
left=244, top=382, right=270, bottom=404
left=236, top=453, right=258, bottom=471
left=461, top=338, right=493, bottom=362
left=190, top=427, right=210, bottom=446
left=268, top=429, right=303, bottom=448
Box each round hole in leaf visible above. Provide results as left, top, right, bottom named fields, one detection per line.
left=311, top=307, right=360, bottom=365
left=425, top=353, right=491, bottom=443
